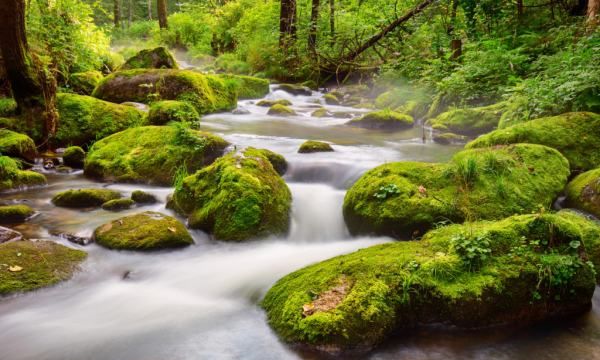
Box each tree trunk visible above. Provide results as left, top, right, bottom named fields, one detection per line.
left=114, top=0, right=121, bottom=28
left=279, top=0, right=297, bottom=49
left=147, top=0, right=152, bottom=20
left=589, top=0, right=599, bottom=25
left=517, top=0, right=524, bottom=20
left=157, top=0, right=168, bottom=29
left=450, top=39, right=462, bottom=59
left=329, top=0, right=335, bottom=45
left=569, top=0, right=588, bottom=16
left=308, top=0, right=320, bottom=58
left=128, top=0, right=132, bottom=28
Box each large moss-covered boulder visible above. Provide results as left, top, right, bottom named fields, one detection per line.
left=565, top=168, right=600, bottom=218
left=467, top=112, right=600, bottom=172
left=263, top=211, right=598, bottom=353
left=52, top=188, right=122, bottom=208
left=84, top=125, right=228, bottom=185
left=344, top=144, right=570, bottom=237
left=92, top=69, right=237, bottom=114
left=148, top=100, right=201, bottom=126
left=0, top=205, right=34, bottom=223
left=169, top=148, right=292, bottom=241
left=93, top=211, right=193, bottom=250
left=0, top=156, right=46, bottom=192
left=120, top=47, right=178, bottom=70
left=62, top=146, right=86, bottom=168
left=215, top=74, right=270, bottom=99
left=347, top=110, right=414, bottom=130
left=427, top=102, right=506, bottom=136
left=0, top=129, right=36, bottom=161
left=0, top=240, right=87, bottom=295
left=69, top=71, right=104, bottom=95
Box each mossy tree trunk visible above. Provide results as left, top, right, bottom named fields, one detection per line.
left=329, top=0, right=335, bottom=45
left=308, top=0, right=320, bottom=59
left=279, top=0, right=297, bottom=50
left=157, top=0, right=168, bottom=29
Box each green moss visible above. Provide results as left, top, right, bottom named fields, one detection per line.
left=466, top=112, right=600, bottom=172
left=277, top=84, right=312, bottom=96
left=0, top=129, right=36, bottom=161
left=257, top=99, right=292, bottom=107
left=93, top=211, right=193, bottom=251
left=92, top=69, right=237, bottom=114
left=375, top=88, right=430, bottom=118
left=343, top=144, right=570, bottom=237
left=311, top=108, right=331, bottom=118
left=263, top=211, right=598, bottom=352
left=298, top=140, right=334, bottom=154
left=0, top=98, right=17, bottom=117
left=120, top=47, right=178, bottom=70
left=101, top=198, right=135, bottom=211
left=84, top=125, right=228, bottom=185
left=169, top=148, right=292, bottom=241
left=347, top=109, right=414, bottom=131
left=131, top=190, right=158, bottom=204
left=432, top=132, right=467, bottom=145
left=243, top=147, right=288, bottom=175
left=52, top=188, right=122, bottom=208
left=0, top=240, right=87, bottom=295
left=69, top=71, right=104, bottom=95
left=216, top=74, right=270, bottom=100
left=54, top=93, right=147, bottom=147
left=0, top=156, right=46, bottom=192
left=148, top=100, right=201, bottom=126
left=565, top=168, right=600, bottom=218
left=323, top=93, right=340, bottom=105
left=0, top=205, right=34, bottom=223
left=267, top=104, right=296, bottom=116
left=427, top=102, right=506, bottom=136
left=62, top=146, right=85, bottom=168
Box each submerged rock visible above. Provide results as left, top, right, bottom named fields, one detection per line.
left=276, top=84, right=311, bottom=96
left=62, top=146, right=85, bottom=169
left=565, top=168, right=600, bottom=218
left=148, top=100, right=201, bottom=126
left=347, top=110, right=414, bottom=130
left=131, top=190, right=158, bottom=204
left=311, top=108, right=331, bottom=118
left=256, top=99, right=292, bottom=107
left=0, top=129, right=36, bottom=161
left=0, top=240, right=86, bottom=295
left=298, top=140, right=334, bottom=153
left=0, top=226, right=23, bottom=243
left=263, top=211, right=599, bottom=354
left=267, top=104, right=296, bottom=116
left=169, top=148, right=292, bottom=241
left=0, top=156, right=46, bottom=192
left=427, top=102, right=506, bottom=136
left=343, top=144, right=570, bottom=237
left=432, top=132, right=468, bottom=145
left=323, top=93, right=340, bottom=105
left=0, top=204, right=34, bottom=223
left=84, top=125, right=228, bottom=185
left=101, top=198, right=135, bottom=211
left=69, top=71, right=104, bottom=95
left=467, top=112, right=600, bottom=172
left=52, top=189, right=122, bottom=208
left=93, top=211, right=193, bottom=250
left=120, top=47, right=178, bottom=70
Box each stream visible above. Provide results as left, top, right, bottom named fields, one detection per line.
left=1, top=85, right=599, bottom=360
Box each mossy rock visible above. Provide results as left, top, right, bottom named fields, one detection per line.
left=169, top=148, right=292, bottom=241
left=0, top=205, right=34, bottom=223
left=262, top=211, right=598, bottom=353
left=374, top=88, right=431, bottom=118
left=432, top=132, right=468, bottom=145
left=92, top=69, right=237, bottom=115
left=311, top=108, right=331, bottom=118
left=101, top=198, right=135, bottom=211
left=323, top=93, right=340, bottom=105
left=69, top=71, right=104, bottom=95
left=466, top=112, right=600, bottom=172
left=267, top=104, right=296, bottom=116
left=131, top=190, right=158, bottom=204
left=120, top=47, right=178, bottom=70
left=565, top=168, right=600, bottom=218
left=427, top=102, right=506, bottom=136
left=62, top=146, right=85, bottom=168
left=52, top=189, right=122, bottom=208
left=0, top=240, right=87, bottom=295
left=148, top=100, right=201, bottom=126
left=0, top=98, right=17, bottom=117
left=257, top=99, right=292, bottom=107
left=0, top=129, right=36, bottom=161
left=93, top=211, right=193, bottom=251
left=84, top=125, right=228, bottom=185
left=0, top=156, right=46, bottom=192
left=276, top=84, right=312, bottom=96
left=347, top=110, right=414, bottom=130
left=333, top=111, right=354, bottom=119
left=298, top=140, right=334, bottom=154
left=215, top=74, right=270, bottom=99
left=243, top=147, right=288, bottom=176
left=343, top=144, right=570, bottom=237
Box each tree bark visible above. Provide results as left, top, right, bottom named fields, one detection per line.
left=114, top=0, right=121, bottom=28
left=308, top=0, right=320, bottom=58
left=279, top=0, right=297, bottom=49
left=329, top=0, right=335, bottom=45
left=157, top=0, right=168, bottom=29
left=589, top=0, right=599, bottom=25
left=148, top=0, right=152, bottom=20
left=128, top=0, right=133, bottom=28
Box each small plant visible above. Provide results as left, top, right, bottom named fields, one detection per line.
left=454, top=158, right=478, bottom=189
left=451, top=232, right=491, bottom=271
left=173, top=165, right=189, bottom=192
left=374, top=183, right=401, bottom=200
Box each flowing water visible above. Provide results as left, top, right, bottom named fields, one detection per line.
left=1, top=85, right=599, bottom=360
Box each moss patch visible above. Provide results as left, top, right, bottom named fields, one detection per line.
left=120, top=47, right=178, bottom=70
left=347, top=109, right=414, bottom=130
left=0, top=129, right=36, bottom=161
left=52, top=188, right=122, bottom=208
left=101, top=198, right=135, bottom=211
left=298, top=140, right=334, bottom=154
left=69, top=71, right=104, bottom=95
left=93, top=211, right=193, bottom=250
left=0, top=240, right=87, bottom=295
left=0, top=205, right=34, bottom=223
left=466, top=112, right=600, bottom=172
left=148, top=100, right=201, bottom=126
left=169, top=148, right=292, bottom=241
left=216, top=74, right=270, bottom=99
left=344, top=144, right=570, bottom=237
left=263, top=211, right=598, bottom=352
left=257, top=99, right=292, bottom=107
left=311, top=108, right=331, bottom=118
left=427, top=102, right=506, bottom=136
left=243, top=147, right=288, bottom=176
left=277, top=84, right=312, bottom=96
left=565, top=168, right=600, bottom=218
left=268, top=104, right=296, bottom=116
left=0, top=98, right=17, bottom=117
left=0, top=156, right=46, bottom=192
left=323, top=93, right=340, bottom=105
left=62, top=146, right=85, bottom=168
left=84, top=125, right=228, bottom=185
left=131, top=190, right=157, bottom=204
